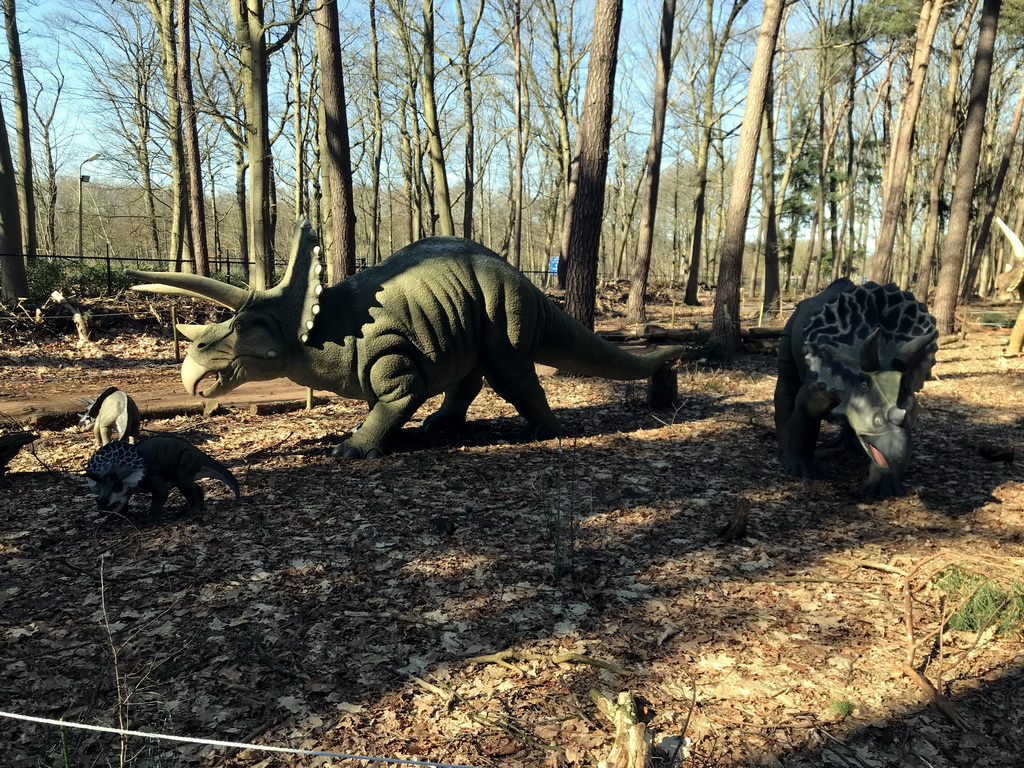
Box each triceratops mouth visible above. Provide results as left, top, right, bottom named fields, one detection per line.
left=181, top=355, right=223, bottom=398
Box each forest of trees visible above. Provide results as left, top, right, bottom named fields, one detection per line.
left=2, top=0, right=1024, bottom=349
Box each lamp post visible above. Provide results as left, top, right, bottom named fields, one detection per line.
left=78, top=153, right=101, bottom=258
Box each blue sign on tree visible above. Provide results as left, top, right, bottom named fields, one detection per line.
left=549, top=256, right=560, bottom=275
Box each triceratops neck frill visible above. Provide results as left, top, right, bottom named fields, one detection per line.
left=802, top=280, right=937, bottom=392
left=87, top=440, right=147, bottom=479
left=271, top=219, right=325, bottom=344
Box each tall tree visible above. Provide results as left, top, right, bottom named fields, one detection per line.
left=626, top=0, right=677, bottom=324
left=683, top=0, right=748, bottom=306
left=0, top=95, right=26, bottom=299
left=316, top=0, right=357, bottom=280
left=562, top=0, right=623, bottom=330
left=177, top=0, right=209, bottom=275
left=452, top=0, right=485, bottom=240
left=228, top=0, right=305, bottom=288
left=709, top=0, right=785, bottom=351
left=3, top=0, right=35, bottom=258
left=421, top=0, right=455, bottom=236
left=961, top=76, right=1024, bottom=302
left=933, top=0, right=1002, bottom=333
left=868, top=0, right=943, bottom=283
left=759, top=65, right=780, bottom=319
left=916, top=0, right=980, bottom=298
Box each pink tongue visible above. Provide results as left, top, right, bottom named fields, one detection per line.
left=869, top=445, right=888, bottom=468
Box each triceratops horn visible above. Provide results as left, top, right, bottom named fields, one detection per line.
left=995, top=216, right=1024, bottom=265
left=894, top=329, right=938, bottom=371
left=887, top=406, right=907, bottom=426
left=859, top=327, right=882, bottom=373
left=128, top=270, right=250, bottom=310
left=175, top=324, right=210, bottom=341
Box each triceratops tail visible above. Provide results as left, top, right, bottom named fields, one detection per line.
left=536, top=301, right=685, bottom=380
left=196, top=460, right=242, bottom=499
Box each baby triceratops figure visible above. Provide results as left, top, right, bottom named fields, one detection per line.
left=85, top=436, right=240, bottom=517
left=774, top=278, right=938, bottom=499
left=78, top=386, right=141, bottom=447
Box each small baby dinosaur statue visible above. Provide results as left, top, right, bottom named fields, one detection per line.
left=78, top=386, right=141, bottom=446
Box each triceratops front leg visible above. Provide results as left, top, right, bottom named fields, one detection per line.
left=779, top=384, right=835, bottom=478
left=334, top=354, right=429, bottom=460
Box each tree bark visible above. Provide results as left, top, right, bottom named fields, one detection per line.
left=3, top=0, right=35, bottom=258
left=562, top=0, right=623, bottom=330
left=0, top=94, right=26, bottom=299
left=869, top=0, right=943, bottom=283
left=916, top=0, right=979, bottom=299
left=709, top=0, right=785, bottom=352
left=626, top=0, right=677, bottom=324
left=684, top=0, right=749, bottom=306
left=961, top=74, right=1024, bottom=302
left=421, top=0, right=455, bottom=236
left=316, top=0, right=357, bottom=280
left=933, top=0, right=1001, bottom=334
left=177, top=0, right=210, bottom=276
left=760, top=66, right=780, bottom=320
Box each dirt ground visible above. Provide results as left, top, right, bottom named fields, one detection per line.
left=1, top=290, right=1023, bottom=767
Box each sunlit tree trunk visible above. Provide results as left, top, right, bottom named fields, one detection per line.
left=3, top=0, right=35, bottom=258
left=961, top=76, right=1024, bottom=302
left=684, top=0, right=749, bottom=306
left=916, top=0, right=978, bottom=299
left=869, top=0, right=943, bottom=283
left=0, top=95, right=25, bottom=299
left=421, top=0, right=454, bottom=236
left=933, top=0, right=1001, bottom=334
left=626, top=0, right=677, bottom=324
left=316, top=0, right=357, bottom=280
left=710, top=0, right=785, bottom=351
left=177, top=0, right=209, bottom=276
left=563, top=0, right=623, bottom=330
left=368, top=0, right=384, bottom=264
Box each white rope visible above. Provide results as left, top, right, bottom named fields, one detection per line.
left=0, top=710, right=483, bottom=768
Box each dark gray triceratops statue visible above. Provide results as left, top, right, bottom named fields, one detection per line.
left=128, top=221, right=684, bottom=459
left=774, top=278, right=938, bottom=499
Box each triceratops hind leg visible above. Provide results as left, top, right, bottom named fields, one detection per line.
left=422, top=372, right=484, bottom=435
left=484, top=366, right=561, bottom=440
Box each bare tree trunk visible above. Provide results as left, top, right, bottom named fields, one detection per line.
left=684, top=0, right=749, bottom=306
left=0, top=95, right=25, bottom=299
left=421, top=0, right=455, bottom=236
left=710, top=0, right=785, bottom=351
left=961, top=75, right=1024, bottom=302
left=177, top=0, right=209, bottom=276
left=760, top=68, right=781, bottom=319
left=511, top=0, right=524, bottom=269
left=933, top=0, right=1001, bottom=334
left=368, top=0, right=384, bottom=264
left=454, top=0, right=484, bottom=240
left=869, top=0, right=943, bottom=283
left=3, top=0, right=35, bottom=258
left=316, top=0, right=357, bottom=280
left=916, top=0, right=979, bottom=299
left=626, top=0, right=676, bottom=324
left=563, top=0, right=623, bottom=330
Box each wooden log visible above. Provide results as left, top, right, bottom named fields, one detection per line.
left=49, top=290, right=90, bottom=343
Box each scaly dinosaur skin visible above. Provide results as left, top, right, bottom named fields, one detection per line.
left=85, top=436, right=241, bottom=517
left=128, top=221, right=685, bottom=459
left=78, top=387, right=141, bottom=446
left=774, top=278, right=937, bottom=499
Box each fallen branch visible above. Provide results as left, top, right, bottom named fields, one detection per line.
left=49, top=290, right=90, bottom=343
left=466, top=649, right=632, bottom=677
left=823, top=555, right=907, bottom=576
left=903, top=665, right=969, bottom=730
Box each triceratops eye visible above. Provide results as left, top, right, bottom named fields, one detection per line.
left=860, top=380, right=869, bottom=391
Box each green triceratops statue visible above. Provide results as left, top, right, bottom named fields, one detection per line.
left=129, top=222, right=684, bottom=459
left=774, top=278, right=938, bottom=498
